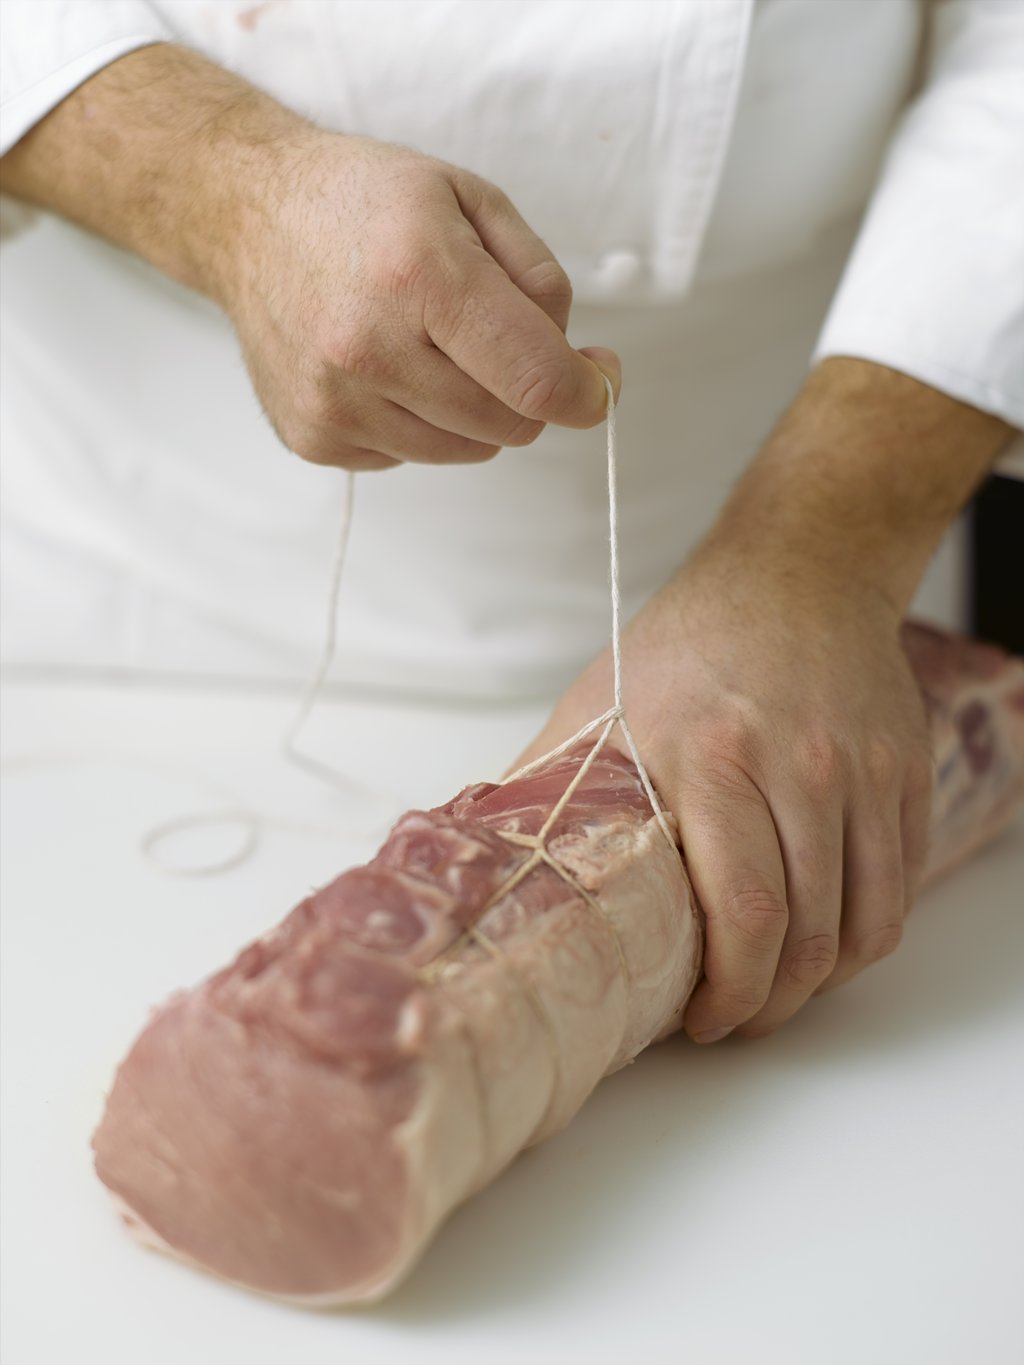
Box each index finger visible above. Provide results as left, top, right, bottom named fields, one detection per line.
left=456, top=179, right=576, bottom=334
left=424, top=246, right=612, bottom=428
left=678, top=781, right=790, bottom=1043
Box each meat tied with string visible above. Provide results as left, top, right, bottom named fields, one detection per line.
left=93, top=622, right=1024, bottom=1305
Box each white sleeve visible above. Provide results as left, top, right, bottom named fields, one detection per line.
left=813, top=0, right=1024, bottom=434
left=0, top=0, right=170, bottom=155
left=0, top=0, right=171, bottom=235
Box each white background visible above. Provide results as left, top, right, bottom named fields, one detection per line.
left=2, top=677, right=1022, bottom=1365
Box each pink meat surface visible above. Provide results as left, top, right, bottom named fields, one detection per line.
left=93, top=623, right=1024, bottom=1304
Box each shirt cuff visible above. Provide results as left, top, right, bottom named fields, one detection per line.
left=812, top=0, right=1024, bottom=434
left=1, top=34, right=167, bottom=157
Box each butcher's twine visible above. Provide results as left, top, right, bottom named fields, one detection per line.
left=140, top=470, right=364, bottom=876
left=502, top=378, right=676, bottom=851
left=142, top=377, right=675, bottom=875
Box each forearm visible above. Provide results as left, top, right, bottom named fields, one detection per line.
left=0, top=43, right=315, bottom=307
left=703, top=357, right=1013, bottom=618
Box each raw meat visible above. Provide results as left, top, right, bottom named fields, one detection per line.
left=93, top=623, right=1024, bottom=1304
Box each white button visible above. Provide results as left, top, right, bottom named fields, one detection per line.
left=592, top=248, right=643, bottom=291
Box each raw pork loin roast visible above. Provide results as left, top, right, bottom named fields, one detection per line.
left=94, top=624, right=1024, bottom=1304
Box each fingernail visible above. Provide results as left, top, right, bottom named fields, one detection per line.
left=693, top=1027, right=733, bottom=1045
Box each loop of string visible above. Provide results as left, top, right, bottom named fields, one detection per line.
left=143, top=378, right=675, bottom=875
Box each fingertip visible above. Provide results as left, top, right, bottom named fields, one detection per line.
left=690, top=1026, right=734, bottom=1045
left=683, top=985, right=733, bottom=1045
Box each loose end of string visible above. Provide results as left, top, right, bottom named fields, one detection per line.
left=142, top=469, right=391, bottom=878
left=280, top=470, right=356, bottom=782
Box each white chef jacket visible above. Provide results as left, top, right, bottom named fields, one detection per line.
left=1, top=1, right=1022, bottom=700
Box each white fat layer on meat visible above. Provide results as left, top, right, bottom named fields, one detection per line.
left=347, top=814, right=702, bottom=1303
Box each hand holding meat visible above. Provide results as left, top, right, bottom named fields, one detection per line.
left=515, top=541, right=933, bottom=1042
left=518, top=358, right=1013, bottom=1042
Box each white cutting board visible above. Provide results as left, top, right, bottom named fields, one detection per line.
left=2, top=678, right=1022, bottom=1365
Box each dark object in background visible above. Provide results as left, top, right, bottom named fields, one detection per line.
left=970, top=475, right=1024, bottom=655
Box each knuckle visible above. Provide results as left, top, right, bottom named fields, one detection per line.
left=507, top=356, right=575, bottom=420
left=521, top=258, right=573, bottom=312
left=703, top=707, right=762, bottom=760
left=720, top=882, right=789, bottom=940
left=501, top=415, right=546, bottom=447
left=697, top=718, right=759, bottom=777
left=281, top=412, right=392, bottom=471
left=450, top=168, right=491, bottom=217
left=716, top=984, right=773, bottom=1021
left=797, top=733, right=844, bottom=793
left=278, top=415, right=329, bottom=466
left=380, top=240, right=444, bottom=305
left=854, top=920, right=904, bottom=964
left=324, top=327, right=388, bottom=386
left=781, top=932, right=839, bottom=987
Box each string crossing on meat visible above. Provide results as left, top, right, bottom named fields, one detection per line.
left=425, top=376, right=679, bottom=984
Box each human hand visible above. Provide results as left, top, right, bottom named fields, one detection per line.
left=511, top=357, right=1011, bottom=1041
left=223, top=133, right=618, bottom=470
left=0, top=44, right=617, bottom=472
left=514, top=542, right=934, bottom=1041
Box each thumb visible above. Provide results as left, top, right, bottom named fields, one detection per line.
left=578, top=347, right=622, bottom=405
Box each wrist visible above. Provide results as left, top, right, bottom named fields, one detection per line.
left=0, top=44, right=321, bottom=311
left=683, top=520, right=908, bottom=637
left=707, top=358, right=1011, bottom=617
left=139, top=65, right=330, bottom=311
left=189, top=113, right=330, bottom=313
left=708, top=474, right=934, bottom=622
